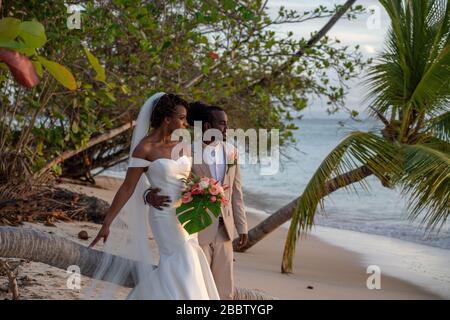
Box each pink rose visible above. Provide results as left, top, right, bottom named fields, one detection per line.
left=192, top=187, right=203, bottom=195
left=191, top=183, right=204, bottom=195
left=209, top=184, right=220, bottom=195
left=210, top=196, right=217, bottom=202
left=182, top=192, right=193, bottom=203
left=200, top=177, right=210, bottom=184
left=199, top=180, right=209, bottom=189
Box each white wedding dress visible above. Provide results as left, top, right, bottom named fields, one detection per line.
left=87, top=93, right=218, bottom=300
left=125, top=155, right=220, bottom=300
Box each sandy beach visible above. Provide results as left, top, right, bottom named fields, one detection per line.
left=0, top=175, right=440, bottom=300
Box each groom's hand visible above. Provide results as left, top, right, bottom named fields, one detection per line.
left=237, top=233, right=248, bottom=250
left=145, top=188, right=171, bottom=210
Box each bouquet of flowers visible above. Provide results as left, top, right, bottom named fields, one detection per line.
left=176, top=174, right=228, bottom=234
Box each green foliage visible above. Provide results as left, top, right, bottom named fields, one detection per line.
left=18, top=20, right=47, bottom=48
left=399, top=144, right=450, bottom=231
left=83, top=46, right=106, bottom=82
left=0, top=16, right=77, bottom=89
left=1, top=0, right=367, bottom=179
left=37, top=56, right=77, bottom=90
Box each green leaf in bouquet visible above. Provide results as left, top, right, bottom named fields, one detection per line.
left=176, top=197, right=218, bottom=234
left=177, top=205, right=197, bottom=224
left=207, top=202, right=221, bottom=218
left=183, top=217, right=207, bottom=235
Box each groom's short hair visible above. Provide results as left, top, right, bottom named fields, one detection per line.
left=187, top=101, right=224, bottom=126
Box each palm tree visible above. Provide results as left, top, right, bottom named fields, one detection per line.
left=282, top=0, right=450, bottom=273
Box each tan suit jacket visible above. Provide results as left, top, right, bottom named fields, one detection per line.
left=191, top=141, right=247, bottom=245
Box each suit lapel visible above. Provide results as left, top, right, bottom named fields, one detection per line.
left=222, top=141, right=232, bottom=190
left=223, top=141, right=228, bottom=168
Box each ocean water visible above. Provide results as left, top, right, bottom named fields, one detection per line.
left=240, top=118, right=450, bottom=250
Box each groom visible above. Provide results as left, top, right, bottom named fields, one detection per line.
left=144, top=102, right=248, bottom=300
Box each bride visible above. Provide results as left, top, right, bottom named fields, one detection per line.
left=87, top=92, right=220, bottom=300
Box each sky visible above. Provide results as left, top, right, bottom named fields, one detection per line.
left=266, top=0, right=391, bottom=119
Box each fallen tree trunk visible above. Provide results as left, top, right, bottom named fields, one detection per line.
left=0, top=226, right=122, bottom=283
left=35, top=121, right=135, bottom=179
left=0, top=226, right=275, bottom=300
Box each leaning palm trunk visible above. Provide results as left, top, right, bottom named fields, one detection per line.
left=233, top=165, right=373, bottom=252
left=0, top=226, right=274, bottom=300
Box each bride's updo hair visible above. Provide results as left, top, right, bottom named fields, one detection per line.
left=187, top=101, right=224, bottom=126
left=150, top=93, right=189, bottom=128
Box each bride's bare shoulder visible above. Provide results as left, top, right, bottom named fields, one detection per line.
left=132, top=139, right=153, bottom=160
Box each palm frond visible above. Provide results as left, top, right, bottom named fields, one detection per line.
left=428, top=111, right=450, bottom=142
left=405, top=0, right=450, bottom=112
left=282, top=131, right=399, bottom=272
left=398, top=144, right=450, bottom=231
left=365, top=0, right=450, bottom=122
left=409, top=44, right=450, bottom=112
left=423, top=135, right=450, bottom=154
